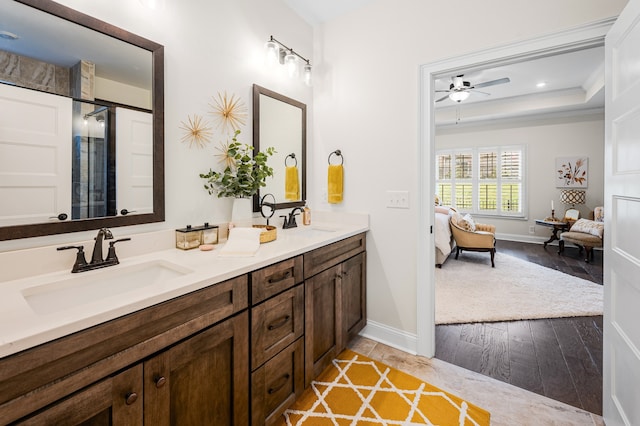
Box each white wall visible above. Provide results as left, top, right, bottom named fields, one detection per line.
left=436, top=114, right=605, bottom=240
left=311, top=0, right=626, bottom=338
left=1, top=0, right=313, bottom=252
left=1, top=0, right=627, bottom=347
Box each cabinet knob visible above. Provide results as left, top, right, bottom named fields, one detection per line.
left=155, top=376, right=167, bottom=388
left=268, top=373, right=291, bottom=394
left=125, top=392, right=138, bottom=405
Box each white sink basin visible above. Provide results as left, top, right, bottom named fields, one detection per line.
left=21, top=260, right=193, bottom=315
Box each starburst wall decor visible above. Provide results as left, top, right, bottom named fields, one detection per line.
left=179, top=114, right=213, bottom=149
left=209, top=91, right=247, bottom=134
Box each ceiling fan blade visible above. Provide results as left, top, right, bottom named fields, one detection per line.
left=435, top=90, right=451, bottom=93
left=471, top=77, right=510, bottom=89
left=469, top=89, right=490, bottom=96
left=435, top=94, right=450, bottom=102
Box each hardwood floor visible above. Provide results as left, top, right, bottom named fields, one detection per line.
left=435, top=239, right=604, bottom=415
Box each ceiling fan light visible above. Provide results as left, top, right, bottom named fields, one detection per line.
left=449, top=91, right=470, bottom=102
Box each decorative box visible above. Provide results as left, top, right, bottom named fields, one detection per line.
left=175, top=225, right=202, bottom=250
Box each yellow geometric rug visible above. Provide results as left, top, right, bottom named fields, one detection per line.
left=279, top=349, right=490, bottom=425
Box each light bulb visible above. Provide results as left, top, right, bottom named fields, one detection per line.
left=264, top=39, right=279, bottom=67
left=303, top=63, right=312, bottom=86
left=449, top=91, right=470, bottom=102
left=285, top=50, right=298, bottom=78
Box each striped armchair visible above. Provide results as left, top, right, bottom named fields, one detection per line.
left=558, top=206, right=604, bottom=262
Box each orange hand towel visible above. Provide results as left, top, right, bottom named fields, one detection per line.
left=328, top=164, right=343, bottom=204
left=285, top=166, right=300, bottom=200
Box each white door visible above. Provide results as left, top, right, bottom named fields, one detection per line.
left=0, top=84, right=72, bottom=226
left=604, top=0, right=640, bottom=423
left=115, top=107, right=153, bottom=215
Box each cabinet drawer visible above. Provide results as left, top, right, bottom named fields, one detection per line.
left=251, top=255, right=303, bottom=305
left=251, top=338, right=304, bottom=426
left=251, top=284, right=304, bottom=369
left=304, top=233, right=366, bottom=278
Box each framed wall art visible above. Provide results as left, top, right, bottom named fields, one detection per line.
left=556, top=156, right=588, bottom=188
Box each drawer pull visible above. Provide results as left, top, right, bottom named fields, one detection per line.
left=268, top=315, right=291, bottom=330
left=267, top=270, right=291, bottom=284
left=155, top=376, right=167, bottom=388
left=125, top=392, right=138, bottom=405
left=268, top=373, right=291, bottom=394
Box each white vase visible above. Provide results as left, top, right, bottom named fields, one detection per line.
left=230, top=197, right=252, bottom=227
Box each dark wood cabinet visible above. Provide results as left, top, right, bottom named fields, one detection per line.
left=144, top=312, right=249, bottom=426
left=15, top=365, right=143, bottom=426
left=2, top=233, right=366, bottom=425
left=250, top=257, right=305, bottom=425
left=340, top=252, right=367, bottom=347
left=305, top=264, right=342, bottom=384
left=304, top=234, right=367, bottom=387
left=1, top=276, right=248, bottom=425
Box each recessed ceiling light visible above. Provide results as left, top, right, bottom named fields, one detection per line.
left=0, top=30, right=19, bottom=40
left=536, top=82, right=546, bottom=88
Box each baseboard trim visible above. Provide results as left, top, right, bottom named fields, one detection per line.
left=360, top=320, right=418, bottom=355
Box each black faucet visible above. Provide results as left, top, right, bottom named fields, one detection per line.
left=91, top=228, right=114, bottom=264
left=281, top=207, right=305, bottom=229
left=57, top=228, right=131, bottom=273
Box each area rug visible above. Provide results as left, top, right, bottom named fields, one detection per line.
left=280, top=349, right=490, bottom=425
left=436, top=251, right=603, bottom=324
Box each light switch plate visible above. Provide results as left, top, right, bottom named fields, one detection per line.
left=387, top=190, right=409, bottom=209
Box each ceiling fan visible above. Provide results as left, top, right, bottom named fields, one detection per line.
left=436, top=75, right=510, bottom=103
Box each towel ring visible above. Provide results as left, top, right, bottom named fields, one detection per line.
left=328, top=149, right=343, bottom=165
left=285, top=153, right=297, bottom=167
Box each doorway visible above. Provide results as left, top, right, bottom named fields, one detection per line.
left=416, top=18, right=614, bottom=405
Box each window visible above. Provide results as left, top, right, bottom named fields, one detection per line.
left=436, top=146, right=525, bottom=217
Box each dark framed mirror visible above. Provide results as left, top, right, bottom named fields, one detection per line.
left=0, top=0, right=164, bottom=240
left=252, top=84, right=306, bottom=212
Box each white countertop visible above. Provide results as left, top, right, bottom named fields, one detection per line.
left=0, top=213, right=368, bottom=358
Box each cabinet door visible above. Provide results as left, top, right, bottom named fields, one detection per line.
left=341, top=252, right=367, bottom=347
left=15, top=365, right=143, bottom=425
left=304, top=264, right=342, bottom=387
left=144, top=312, right=249, bottom=426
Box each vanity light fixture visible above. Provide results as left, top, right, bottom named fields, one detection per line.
left=264, top=35, right=312, bottom=86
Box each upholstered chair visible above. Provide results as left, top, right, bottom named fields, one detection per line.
left=558, top=206, right=604, bottom=262
left=449, top=212, right=497, bottom=267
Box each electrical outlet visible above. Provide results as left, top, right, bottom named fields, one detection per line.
left=387, top=190, right=409, bottom=209
left=529, top=225, right=535, bottom=234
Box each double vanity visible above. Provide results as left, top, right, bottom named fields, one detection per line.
left=0, top=213, right=368, bottom=425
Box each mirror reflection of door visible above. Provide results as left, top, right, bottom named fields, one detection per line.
left=0, top=84, right=72, bottom=226
left=115, top=107, right=154, bottom=216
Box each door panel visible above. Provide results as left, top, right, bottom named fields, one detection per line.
left=604, top=1, right=640, bottom=423
left=115, top=107, right=153, bottom=215
left=0, top=84, right=72, bottom=226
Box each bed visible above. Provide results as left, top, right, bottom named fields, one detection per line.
left=435, top=206, right=455, bottom=267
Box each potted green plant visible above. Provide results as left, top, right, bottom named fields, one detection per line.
left=200, top=129, right=275, bottom=199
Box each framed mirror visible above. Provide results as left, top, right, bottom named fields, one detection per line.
left=252, top=84, right=306, bottom=212
left=0, top=0, right=164, bottom=241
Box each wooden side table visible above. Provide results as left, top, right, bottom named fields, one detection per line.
left=535, top=219, right=569, bottom=247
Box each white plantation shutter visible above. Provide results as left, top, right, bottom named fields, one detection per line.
left=435, top=146, right=525, bottom=216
